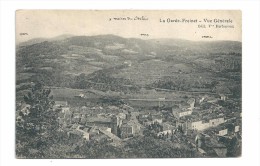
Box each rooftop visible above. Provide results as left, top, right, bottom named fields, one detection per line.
left=55, top=101, right=67, bottom=106
left=86, top=116, right=113, bottom=123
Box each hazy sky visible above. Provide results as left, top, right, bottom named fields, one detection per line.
left=16, top=10, right=241, bottom=43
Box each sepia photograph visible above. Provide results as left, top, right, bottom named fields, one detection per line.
left=15, top=10, right=242, bottom=159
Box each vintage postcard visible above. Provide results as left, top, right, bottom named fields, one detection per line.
left=16, top=10, right=242, bottom=158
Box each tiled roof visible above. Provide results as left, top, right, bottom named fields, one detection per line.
left=205, top=138, right=226, bottom=148
left=86, top=117, right=112, bottom=123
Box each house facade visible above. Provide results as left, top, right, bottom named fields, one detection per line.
left=218, top=129, right=228, bottom=136
left=190, top=117, right=225, bottom=131
left=173, top=110, right=193, bottom=118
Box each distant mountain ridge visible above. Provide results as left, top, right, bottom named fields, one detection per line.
left=17, top=34, right=242, bottom=58
left=18, top=34, right=241, bottom=50
left=17, top=34, right=74, bottom=47
left=16, top=34, right=241, bottom=100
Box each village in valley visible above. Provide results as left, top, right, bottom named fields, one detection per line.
left=35, top=85, right=241, bottom=157
left=16, top=33, right=242, bottom=158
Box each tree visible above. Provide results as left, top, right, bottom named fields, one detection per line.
left=16, top=82, right=60, bottom=158
left=227, top=135, right=241, bottom=157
